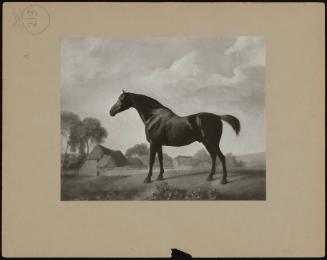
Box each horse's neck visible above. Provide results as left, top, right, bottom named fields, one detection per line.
left=134, top=106, right=153, bottom=123
left=131, top=95, right=171, bottom=123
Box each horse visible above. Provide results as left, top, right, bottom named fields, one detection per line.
left=110, top=90, right=240, bottom=184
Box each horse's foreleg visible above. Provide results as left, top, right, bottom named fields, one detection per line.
left=217, top=148, right=227, bottom=184
left=156, top=146, right=164, bottom=181
left=144, top=143, right=157, bottom=183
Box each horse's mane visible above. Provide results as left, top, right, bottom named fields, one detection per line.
left=129, top=93, right=170, bottom=111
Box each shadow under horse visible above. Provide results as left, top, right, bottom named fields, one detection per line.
left=110, top=91, right=240, bottom=184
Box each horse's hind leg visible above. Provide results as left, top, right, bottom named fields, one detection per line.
left=198, top=113, right=225, bottom=182
left=208, top=151, right=217, bottom=181
left=217, top=147, right=227, bottom=184
left=203, top=143, right=217, bottom=181
left=156, top=146, right=164, bottom=181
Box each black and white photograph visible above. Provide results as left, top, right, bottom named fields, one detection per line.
left=61, top=37, right=266, bottom=200
left=3, top=2, right=324, bottom=258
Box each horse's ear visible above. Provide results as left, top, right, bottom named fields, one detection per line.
left=122, top=90, right=125, bottom=94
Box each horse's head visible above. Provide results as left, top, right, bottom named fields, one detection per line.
left=110, top=90, right=133, bottom=117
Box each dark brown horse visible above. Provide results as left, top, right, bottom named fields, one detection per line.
left=110, top=91, right=240, bottom=184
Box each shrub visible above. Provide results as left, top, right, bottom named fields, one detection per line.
left=61, top=153, right=85, bottom=170
left=185, top=187, right=222, bottom=200
left=150, top=182, right=222, bottom=200
left=151, top=182, right=186, bottom=200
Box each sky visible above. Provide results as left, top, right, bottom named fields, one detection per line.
left=61, top=37, right=265, bottom=157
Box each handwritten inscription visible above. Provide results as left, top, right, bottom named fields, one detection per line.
left=21, top=5, right=50, bottom=34
left=12, top=10, right=23, bottom=28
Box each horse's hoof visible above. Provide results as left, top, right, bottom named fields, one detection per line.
left=144, top=177, right=151, bottom=183
left=221, top=179, right=227, bottom=184
left=156, top=176, right=164, bottom=181
left=206, top=176, right=213, bottom=181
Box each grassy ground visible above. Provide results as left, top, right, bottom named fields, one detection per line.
left=61, top=168, right=265, bottom=201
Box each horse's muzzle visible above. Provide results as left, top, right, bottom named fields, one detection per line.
left=109, top=108, right=116, bottom=117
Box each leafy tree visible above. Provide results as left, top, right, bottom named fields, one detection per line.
left=191, top=149, right=246, bottom=169
left=192, top=148, right=214, bottom=168
left=61, top=112, right=108, bottom=156
left=61, top=111, right=80, bottom=154
left=69, top=120, right=87, bottom=155
left=68, top=117, right=108, bottom=155
left=125, top=143, right=173, bottom=167
left=193, top=148, right=211, bottom=162
left=125, top=143, right=149, bottom=157
left=225, top=153, right=246, bottom=168
left=154, top=152, right=173, bottom=168
left=81, top=117, right=108, bottom=154
left=61, top=153, right=85, bottom=170
left=61, top=111, right=81, bottom=168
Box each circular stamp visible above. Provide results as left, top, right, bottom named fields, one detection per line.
left=21, top=5, right=50, bottom=35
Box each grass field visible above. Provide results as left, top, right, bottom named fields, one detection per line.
left=61, top=168, right=265, bottom=200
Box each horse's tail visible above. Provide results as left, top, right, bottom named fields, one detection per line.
left=220, top=115, right=240, bottom=135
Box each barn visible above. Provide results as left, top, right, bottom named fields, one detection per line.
left=79, top=144, right=129, bottom=176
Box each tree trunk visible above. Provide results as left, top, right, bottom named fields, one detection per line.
left=86, top=140, right=89, bottom=155
left=62, top=136, right=69, bottom=169
left=64, top=142, right=69, bottom=155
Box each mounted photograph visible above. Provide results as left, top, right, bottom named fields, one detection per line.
left=61, top=37, right=266, bottom=200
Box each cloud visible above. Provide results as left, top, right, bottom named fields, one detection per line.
left=131, top=51, right=203, bottom=97
left=204, top=37, right=265, bottom=87
left=225, top=36, right=265, bottom=67
left=170, top=51, right=200, bottom=77
left=225, top=36, right=262, bottom=54
left=207, top=67, right=245, bottom=86
left=146, top=50, right=201, bottom=83
left=61, top=38, right=102, bottom=88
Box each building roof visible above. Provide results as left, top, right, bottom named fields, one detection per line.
left=86, top=144, right=128, bottom=166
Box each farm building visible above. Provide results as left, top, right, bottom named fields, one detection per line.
left=173, top=155, right=193, bottom=170
left=79, top=144, right=129, bottom=176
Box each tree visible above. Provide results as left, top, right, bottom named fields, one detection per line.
left=69, top=120, right=87, bottom=156
left=193, top=148, right=211, bottom=162
left=62, top=114, right=108, bottom=156
left=125, top=143, right=149, bottom=158
left=154, top=152, right=174, bottom=168
left=69, top=117, right=108, bottom=155
left=125, top=143, right=174, bottom=168
left=225, top=153, right=246, bottom=168
left=81, top=117, right=108, bottom=154
left=192, top=148, right=215, bottom=168
left=61, top=111, right=81, bottom=169
left=61, top=112, right=109, bottom=170
left=61, top=111, right=80, bottom=155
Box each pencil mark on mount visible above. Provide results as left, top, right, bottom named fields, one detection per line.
left=12, top=10, right=23, bottom=28
left=21, top=5, right=50, bottom=34
left=110, top=91, right=240, bottom=184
